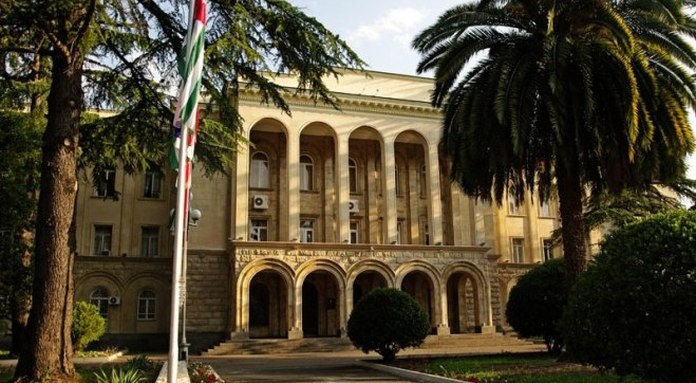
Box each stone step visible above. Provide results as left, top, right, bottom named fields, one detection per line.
left=203, top=333, right=536, bottom=356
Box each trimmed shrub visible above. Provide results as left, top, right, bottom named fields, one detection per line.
left=347, top=287, right=430, bottom=363
left=72, top=301, right=106, bottom=351
left=561, top=211, right=696, bottom=383
left=506, top=258, right=566, bottom=353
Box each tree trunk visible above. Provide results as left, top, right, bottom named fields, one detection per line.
left=13, top=52, right=82, bottom=382
left=555, top=157, right=587, bottom=287
left=10, top=227, right=32, bottom=356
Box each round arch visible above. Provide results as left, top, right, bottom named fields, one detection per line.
left=295, top=259, right=347, bottom=337
left=236, top=258, right=296, bottom=336
left=442, top=261, right=492, bottom=332
left=395, top=261, right=443, bottom=331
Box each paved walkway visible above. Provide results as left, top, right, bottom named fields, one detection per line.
left=192, top=343, right=545, bottom=383
left=1, top=343, right=545, bottom=382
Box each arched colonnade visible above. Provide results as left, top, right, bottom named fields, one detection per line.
left=233, top=258, right=493, bottom=339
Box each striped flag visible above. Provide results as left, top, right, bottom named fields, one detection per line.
left=169, top=1, right=207, bottom=381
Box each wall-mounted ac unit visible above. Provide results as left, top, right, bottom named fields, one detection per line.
left=108, top=296, right=121, bottom=306
left=349, top=199, right=359, bottom=213
left=252, top=195, right=269, bottom=209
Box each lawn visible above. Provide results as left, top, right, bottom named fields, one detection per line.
left=392, top=353, right=652, bottom=383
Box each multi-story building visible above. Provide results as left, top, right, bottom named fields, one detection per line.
left=73, top=69, right=563, bottom=350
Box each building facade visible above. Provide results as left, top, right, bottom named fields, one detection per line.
left=74, top=70, right=564, bottom=350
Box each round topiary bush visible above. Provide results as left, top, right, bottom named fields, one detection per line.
left=347, top=287, right=430, bottom=362
left=506, top=258, right=566, bottom=353
left=561, top=211, right=696, bottom=383
left=72, top=301, right=106, bottom=351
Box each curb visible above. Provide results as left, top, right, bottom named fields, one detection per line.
left=355, top=360, right=473, bottom=383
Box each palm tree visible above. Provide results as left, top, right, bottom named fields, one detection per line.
left=413, top=0, right=695, bottom=285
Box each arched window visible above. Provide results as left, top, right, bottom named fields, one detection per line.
left=89, top=287, right=110, bottom=317
left=349, top=158, right=358, bottom=193
left=300, top=155, right=314, bottom=191
left=250, top=152, right=270, bottom=188
left=137, top=290, right=156, bottom=320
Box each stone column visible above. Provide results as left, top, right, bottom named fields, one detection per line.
left=234, top=132, right=250, bottom=240
left=336, top=134, right=350, bottom=242
left=382, top=139, right=398, bottom=244
left=427, top=143, right=444, bottom=245
left=287, top=129, right=300, bottom=242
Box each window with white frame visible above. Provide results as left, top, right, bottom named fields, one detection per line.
left=349, top=158, right=358, bottom=193
left=350, top=220, right=359, bottom=244
left=512, top=238, right=525, bottom=263
left=93, top=225, right=112, bottom=256
left=137, top=290, right=156, bottom=320
left=94, top=168, right=116, bottom=197
left=250, top=152, right=270, bottom=188
left=143, top=170, right=162, bottom=198
left=140, top=226, right=159, bottom=257
left=539, top=200, right=552, bottom=217
left=90, top=287, right=110, bottom=317
left=508, top=193, right=522, bottom=215
left=300, top=155, right=314, bottom=191
left=250, top=219, right=268, bottom=241
left=300, top=219, right=314, bottom=243
left=542, top=239, right=554, bottom=261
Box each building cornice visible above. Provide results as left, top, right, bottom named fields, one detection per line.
left=238, top=87, right=442, bottom=121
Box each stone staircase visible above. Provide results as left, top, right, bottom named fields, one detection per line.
left=202, top=333, right=538, bottom=356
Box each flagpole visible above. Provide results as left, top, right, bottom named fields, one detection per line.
left=168, top=0, right=206, bottom=379
left=168, top=105, right=189, bottom=383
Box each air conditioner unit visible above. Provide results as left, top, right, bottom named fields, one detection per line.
left=252, top=195, right=269, bottom=209
left=349, top=199, right=359, bottom=213
left=108, top=296, right=121, bottom=306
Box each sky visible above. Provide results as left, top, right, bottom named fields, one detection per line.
left=291, top=0, right=462, bottom=76
left=290, top=0, right=696, bottom=181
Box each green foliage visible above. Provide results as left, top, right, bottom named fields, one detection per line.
left=561, top=211, right=696, bottom=383
left=123, top=355, right=154, bottom=372
left=94, top=367, right=144, bottom=383
left=413, top=0, right=696, bottom=285
left=506, top=259, right=567, bottom=353
left=0, top=110, right=41, bottom=330
left=422, top=354, right=651, bottom=383
left=72, top=301, right=106, bottom=352
left=347, top=288, right=430, bottom=362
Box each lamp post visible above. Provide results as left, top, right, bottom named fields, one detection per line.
left=180, top=207, right=201, bottom=362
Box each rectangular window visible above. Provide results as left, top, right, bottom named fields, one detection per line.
left=512, top=238, right=525, bottom=263
left=349, top=159, right=358, bottom=193
left=543, top=239, right=554, bottom=261
left=396, top=221, right=403, bottom=244
left=140, top=227, right=159, bottom=257
left=94, top=225, right=112, bottom=256
left=539, top=201, right=552, bottom=217
left=300, top=219, right=314, bottom=243
left=420, top=217, right=430, bottom=245
left=350, top=221, right=359, bottom=244
left=250, top=219, right=268, bottom=241
left=250, top=153, right=270, bottom=189
left=143, top=170, right=162, bottom=198
left=95, top=168, right=116, bottom=197
left=137, top=291, right=156, bottom=320
left=508, top=194, right=522, bottom=215
left=300, top=157, right=314, bottom=191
